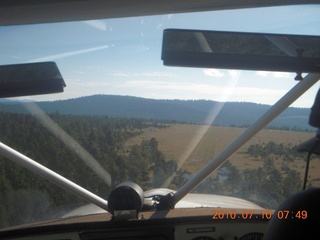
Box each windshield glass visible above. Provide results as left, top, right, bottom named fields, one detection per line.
left=1, top=4, right=320, bottom=228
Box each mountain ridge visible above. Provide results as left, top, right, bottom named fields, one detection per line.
left=0, top=94, right=313, bottom=130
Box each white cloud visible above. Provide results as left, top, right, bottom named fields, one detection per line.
left=111, top=72, right=131, bottom=77
left=140, top=72, right=178, bottom=78
left=232, top=87, right=285, bottom=97
left=228, top=70, right=241, bottom=79
left=79, top=81, right=112, bottom=87
left=256, top=71, right=291, bottom=78
left=65, top=78, right=112, bottom=87
left=203, top=69, right=241, bottom=79
left=119, top=80, right=285, bottom=100
left=203, top=69, right=224, bottom=77
left=256, top=71, right=270, bottom=77
left=273, top=72, right=291, bottom=78
left=117, top=80, right=286, bottom=104
left=109, top=71, right=178, bottom=78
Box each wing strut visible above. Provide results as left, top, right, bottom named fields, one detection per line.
left=0, top=142, right=109, bottom=211
left=172, top=72, right=320, bottom=206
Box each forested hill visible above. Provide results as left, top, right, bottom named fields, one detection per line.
left=0, top=94, right=312, bottom=130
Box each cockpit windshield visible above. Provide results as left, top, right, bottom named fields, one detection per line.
left=0, top=4, right=320, bottom=229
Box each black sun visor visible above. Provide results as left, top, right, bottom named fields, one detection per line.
left=162, top=29, right=320, bottom=73
left=0, top=62, right=66, bottom=98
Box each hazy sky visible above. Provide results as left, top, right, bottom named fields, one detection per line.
left=1, top=4, right=320, bottom=108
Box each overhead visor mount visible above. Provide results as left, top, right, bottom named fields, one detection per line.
left=161, top=29, right=320, bottom=73
left=0, top=61, right=66, bottom=98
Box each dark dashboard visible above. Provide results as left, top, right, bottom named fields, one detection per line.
left=0, top=208, right=268, bottom=240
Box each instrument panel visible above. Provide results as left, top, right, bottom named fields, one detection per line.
left=175, top=222, right=266, bottom=240
left=0, top=208, right=269, bottom=240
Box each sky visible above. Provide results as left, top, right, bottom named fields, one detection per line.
left=1, top=4, right=320, bottom=108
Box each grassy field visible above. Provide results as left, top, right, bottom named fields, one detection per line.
left=125, top=124, right=320, bottom=185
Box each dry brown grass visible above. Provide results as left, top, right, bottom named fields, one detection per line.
left=125, top=124, right=319, bottom=185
